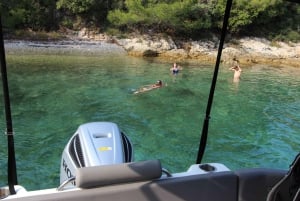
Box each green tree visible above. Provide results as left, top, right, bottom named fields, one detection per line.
left=108, top=0, right=214, bottom=36
left=229, top=0, right=281, bottom=32
left=56, top=0, right=95, bottom=13
left=1, top=0, right=299, bottom=41
left=56, top=0, right=123, bottom=28
left=1, top=0, right=58, bottom=31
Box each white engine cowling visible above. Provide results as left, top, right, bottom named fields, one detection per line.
left=60, top=122, right=133, bottom=187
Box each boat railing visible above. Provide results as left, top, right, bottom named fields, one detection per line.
left=57, top=177, right=76, bottom=191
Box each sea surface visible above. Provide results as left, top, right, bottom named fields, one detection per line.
left=0, top=41, right=300, bottom=190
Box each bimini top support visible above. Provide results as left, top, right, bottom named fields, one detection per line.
left=0, top=15, right=18, bottom=194
left=196, top=0, right=233, bottom=164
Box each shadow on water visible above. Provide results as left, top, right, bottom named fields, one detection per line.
left=0, top=44, right=300, bottom=190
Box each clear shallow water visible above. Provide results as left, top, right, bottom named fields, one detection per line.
left=0, top=44, right=300, bottom=190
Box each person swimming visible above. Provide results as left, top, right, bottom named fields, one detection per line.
left=170, top=63, right=179, bottom=75
left=134, top=80, right=163, bottom=94
left=152, top=80, right=163, bottom=88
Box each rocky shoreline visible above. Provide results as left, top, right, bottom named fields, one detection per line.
left=75, top=28, right=300, bottom=67
left=6, top=29, right=300, bottom=67
left=113, top=35, right=300, bottom=67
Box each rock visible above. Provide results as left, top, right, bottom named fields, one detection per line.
left=77, top=28, right=110, bottom=41
left=143, top=49, right=159, bottom=57
left=117, top=35, right=177, bottom=54
left=160, top=49, right=188, bottom=60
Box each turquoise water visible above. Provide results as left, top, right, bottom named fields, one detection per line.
left=0, top=45, right=300, bottom=190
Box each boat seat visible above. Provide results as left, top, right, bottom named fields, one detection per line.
left=235, top=168, right=286, bottom=201
left=76, top=159, right=162, bottom=188
left=5, top=161, right=239, bottom=201
left=4, top=161, right=286, bottom=201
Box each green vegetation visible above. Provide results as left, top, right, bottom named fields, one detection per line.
left=1, top=0, right=299, bottom=42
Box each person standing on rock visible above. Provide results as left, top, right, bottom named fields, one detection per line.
left=229, top=58, right=242, bottom=82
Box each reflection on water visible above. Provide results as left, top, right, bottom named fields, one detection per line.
left=0, top=44, right=300, bottom=190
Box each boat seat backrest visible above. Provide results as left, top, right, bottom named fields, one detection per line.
left=76, top=160, right=162, bottom=188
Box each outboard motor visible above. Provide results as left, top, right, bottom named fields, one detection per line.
left=60, top=122, right=133, bottom=187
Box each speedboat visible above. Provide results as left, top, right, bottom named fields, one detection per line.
left=1, top=0, right=299, bottom=200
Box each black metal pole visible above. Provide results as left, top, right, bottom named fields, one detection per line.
left=196, top=0, right=233, bottom=164
left=0, top=15, right=18, bottom=194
